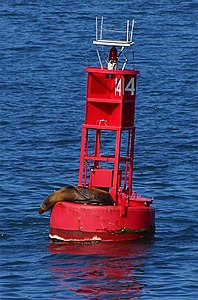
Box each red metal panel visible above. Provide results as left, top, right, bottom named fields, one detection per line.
left=49, top=201, right=155, bottom=242
left=89, top=169, right=122, bottom=188
left=90, top=169, right=114, bottom=187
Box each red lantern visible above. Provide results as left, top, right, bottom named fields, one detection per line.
left=109, top=46, right=117, bottom=62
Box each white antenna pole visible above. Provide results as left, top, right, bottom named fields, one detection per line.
left=126, top=20, right=129, bottom=42
left=100, top=16, right=103, bottom=40
left=96, top=17, right=98, bottom=40
left=130, top=19, right=135, bottom=42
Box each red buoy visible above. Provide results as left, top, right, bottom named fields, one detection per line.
left=49, top=17, right=155, bottom=242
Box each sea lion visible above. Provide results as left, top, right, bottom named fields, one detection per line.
left=38, top=185, right=115, bottom=214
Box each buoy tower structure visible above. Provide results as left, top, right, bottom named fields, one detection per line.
left=49, top=17, right=155, bottom=242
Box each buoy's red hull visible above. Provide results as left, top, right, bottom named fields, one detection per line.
left=49, top=200, right=155, bottom=242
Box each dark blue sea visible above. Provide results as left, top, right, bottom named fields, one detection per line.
left=0, top=1, right=197, bottom=299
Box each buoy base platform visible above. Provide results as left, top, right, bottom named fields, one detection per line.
left=49, top=195, right=155, bottom=243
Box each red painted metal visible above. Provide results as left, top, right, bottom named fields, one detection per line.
left=50, top=195, right=155, bottom=242
left=49, top=40, right=155, bottom=242
left=78, top=67, right=139, bottom=201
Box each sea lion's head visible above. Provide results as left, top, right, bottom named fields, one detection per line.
left=38, top=187, right=68, bottom=214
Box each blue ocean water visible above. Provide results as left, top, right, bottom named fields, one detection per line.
left=0, top=0, right=197, bottom=299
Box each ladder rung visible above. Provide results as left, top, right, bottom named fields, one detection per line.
left=84, top=155, right=115, bottom=162
left=84, top=155, right=129, bottom=162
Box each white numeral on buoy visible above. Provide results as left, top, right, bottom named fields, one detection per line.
left=115, top=78, right=122, bottom=96
left=115, top=77, right=135, bottom=96
left=125, top=77, right=135, bottom=95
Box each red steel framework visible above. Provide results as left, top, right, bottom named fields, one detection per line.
left=78, top=67, right=139, bottom=203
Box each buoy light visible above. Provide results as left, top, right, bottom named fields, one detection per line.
left=109, top=46, right=117, bottom=61
left=108, top=46, right=118, bottom=70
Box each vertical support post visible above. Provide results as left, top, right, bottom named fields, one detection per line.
left=96, top=16, right=98, bottom=40
left=111, top=128, right=121, bottom=202
left=123, top=129, right=131, bottom=189
left=94, top=129, right=101, bottom=168
left=78, top=125, right=87, bottom=186
left=126, top=20, right=129, bottom=42
left=130, top=19, right=135, bottom=43
left=128, top=127, right=135, bottom=195
left=100, top=16, right=103, bottom=40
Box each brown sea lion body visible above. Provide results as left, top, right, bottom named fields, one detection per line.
left=38, top=185, right=115, bottom=214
